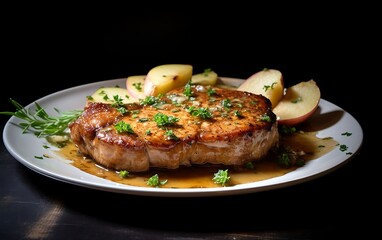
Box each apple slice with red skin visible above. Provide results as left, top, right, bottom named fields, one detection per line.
left=191, top=69, right=218, bottom=85
left=88, top=87, right=138, bottom=104
left=273, top=79, right=321, bottom=126
left=144, top=64, right=193, bottom=96
left=126, top=75, right=147, bottom=100
left=237, top=68, right=284, bottom=108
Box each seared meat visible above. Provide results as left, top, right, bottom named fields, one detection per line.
left=69, top=85, right=279, bottom=172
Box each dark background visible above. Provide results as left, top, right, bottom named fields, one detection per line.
left=1, top=5, right=377, bottom=239
left=2, top=6, right=373, bottom=113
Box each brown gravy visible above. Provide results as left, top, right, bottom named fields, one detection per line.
left=54, top=130, right=337, bottom=188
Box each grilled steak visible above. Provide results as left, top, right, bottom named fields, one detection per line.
left=69, top=85, right=279, bottom=172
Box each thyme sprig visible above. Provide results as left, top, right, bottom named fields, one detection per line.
left=0, top=98, right=83, bottom=138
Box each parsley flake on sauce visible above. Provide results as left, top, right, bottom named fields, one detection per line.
left=146, top=174, right=168, bottom=187
left=213, top=169, right=230, bottom=186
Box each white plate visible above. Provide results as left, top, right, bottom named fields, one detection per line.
left=2, top=77, right=363, bottom=197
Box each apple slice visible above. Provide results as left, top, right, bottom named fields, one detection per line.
left=273, top=79, right=321, bottom=126
left=237, top=68, right=284, bottom=108
left=191, top=68, right=218, bottom=85
left=144, top=64, right=193, bottom=96
left=87, top=87, right=138, bottom=104
left=126, top=75, right=147, bottom=100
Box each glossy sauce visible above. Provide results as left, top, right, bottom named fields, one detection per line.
left=55, top=130, right=338, bottom=188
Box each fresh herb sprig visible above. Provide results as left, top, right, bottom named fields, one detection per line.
left=0, top=98, right=83, bottom=137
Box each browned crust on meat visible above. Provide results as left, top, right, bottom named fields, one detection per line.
left=69, top=85, right=279, bottom=172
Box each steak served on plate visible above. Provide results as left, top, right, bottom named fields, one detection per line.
left=69, top=85, right=279, bottom=172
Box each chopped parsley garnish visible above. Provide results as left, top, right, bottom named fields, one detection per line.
left=207, top=88, right=216, bottom=96
left=164, top=129, right=179, bottom=141
left=221, top=99, right=232, bottom=109
left=111, top=95, right=124, bottom=107
left=212, top=169, right=230, bottom=186
left=276, top=151, right=305, bottom=168
left=103, top=94, right=110, bottom=101
left=341, top=132, right=352, bottom=137
left=187, top=106, right=213, bottom=119
left=146, top=174, right=167, bottom=187
left=277, top=153, right=292, bottom=168
left=259, top=114, right=272, bottom=122
left=263, top=82, right=277, bottom=92
left=183, top=81, right=193, bottom=97
left=339, top=144, right=348, bottom=152
left=153, top=113, right=179, bottom=127
left=139, top=95, right=164, bottom=106
left=244, top=161, right=255, bottom=169
left=291, top=97, right=302, bottom=103
left=109, top=95, right=128, bottom=114
left=119, top=170, right=129, bottom=178
left=233, top=110, right=243, bottom=118
left=279, top=125, right=297, bottom=135
left=133, top=82, right=142, bottom=91
left=115, top=121, right=135, bottom=134
left=203, top=68, right=212, bottom=76
left=116, top=107, right=128, bottom=114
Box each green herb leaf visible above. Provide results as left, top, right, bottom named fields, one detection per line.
left=0, top=98, right=83, bottom=137
left=119, top=170, right=129, bottom=178
left=183, top=81, right=193, bottom=97
left=115, top=121, right=135, bottom=134
left=164, top=129, right=179, bottom=141
left=153, top=112, right=179, bottom=127
left=187, top=106, right=213, bottom=119
left=146, top=174, right=167, bottom=187
left=212, top=169, right=230, bottom=186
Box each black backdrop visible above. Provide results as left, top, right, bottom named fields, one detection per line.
left=0, top=5, right=378, bottom=238
left=2, top=7, right=369, bottom=115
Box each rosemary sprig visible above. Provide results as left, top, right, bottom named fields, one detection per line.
left=0, top=98, right=83, bottom=138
